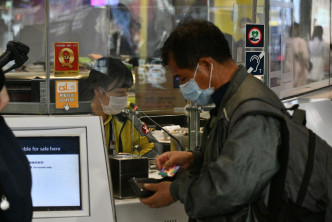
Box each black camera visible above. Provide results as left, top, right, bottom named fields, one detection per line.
left=0, top=41, right=29, bottom=73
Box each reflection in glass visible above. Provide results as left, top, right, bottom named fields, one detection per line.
left=1, top=0, right=331, bottom=113
left=1, top=1, right=47, bottom=105
left=308, top=25, right=329, bottom=82
left=306, top=0, right=330, bottom=84
left=291, top=23, right=309, bottom=87
left=268, top=4, right=294, bottom=95
left=273, top=0, right=330, bottom=98
left=13, top=1, right=46, bottom=66
left=113, top=1, right=208, bottom=112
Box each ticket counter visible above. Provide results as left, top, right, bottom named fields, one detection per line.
left=4, top=115, right=188, bottom=222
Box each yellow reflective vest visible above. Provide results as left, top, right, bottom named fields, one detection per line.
left=104, top=113, right=163, bottom=157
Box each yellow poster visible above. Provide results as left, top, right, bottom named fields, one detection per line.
left=55, top=80, right=79, bottom=110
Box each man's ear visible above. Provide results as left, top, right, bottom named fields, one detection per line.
left=198, top=57, right=213, bottom=73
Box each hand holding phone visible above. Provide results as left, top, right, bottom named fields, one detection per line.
left=128, top=178, right=160, bottom=198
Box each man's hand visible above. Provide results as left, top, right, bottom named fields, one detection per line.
left=156, top=151, right=194, bottom=170
left=0, top=86, right=9, bottom=112
left=139, top=181, right=175, bottom=208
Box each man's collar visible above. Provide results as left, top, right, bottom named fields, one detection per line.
left=210, top=82, right=230, bottom=116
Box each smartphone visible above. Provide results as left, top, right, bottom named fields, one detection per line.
left=128, top=177, right=160, bottom=198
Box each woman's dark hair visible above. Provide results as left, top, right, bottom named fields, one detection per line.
left=312, top=26, right=323, bottom=41
left=81, top=57, right=133, bottom=100
left=289, top=22, right=301, bottom=37
left=161, top=18, right=232, bottom=70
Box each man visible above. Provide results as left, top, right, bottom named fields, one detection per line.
left=140, top=18, right=282, bottom=221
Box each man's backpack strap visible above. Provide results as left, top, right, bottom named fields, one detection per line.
left=296, top=129, right=315, bottom=205
left=287, top=104, right=306, bottom=125
left=228, top=99, right=284, bottom=131
left=227, top=99, right=288, bottom=218
left=227, top=99, right=319, bottom=221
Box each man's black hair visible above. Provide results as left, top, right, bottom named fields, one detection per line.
left=161, top=18, right=232, bottom=70
left=81, top=57, right=133, bottom=101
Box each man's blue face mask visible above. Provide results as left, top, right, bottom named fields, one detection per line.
left=179, top=63, right=214, bottom=106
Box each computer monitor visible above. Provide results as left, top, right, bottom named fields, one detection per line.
left=15, top=128, right=88, bottom=218
left=4, top=115, right=116, bottom=222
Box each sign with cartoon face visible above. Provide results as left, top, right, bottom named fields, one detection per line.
left=246, top=24, right=264, bottom=48
left=54, top=42, right=79, bottom=76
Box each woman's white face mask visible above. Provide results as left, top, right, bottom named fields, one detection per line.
left=99, top=89, right=128, bottom=115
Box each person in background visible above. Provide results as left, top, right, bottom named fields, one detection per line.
left=139, top=18, right=282, bottom=221
left=109, top=3, right=140, bottom=57
left=289, top=22, right=310, bottom=87
left=0, top=61, right=32, bottom=222
left=308, top=25, right=329, bottom=82
left=82, top=57, right=163, bottom=158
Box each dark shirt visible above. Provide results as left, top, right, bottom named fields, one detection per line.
left=0, top=69, right=5, bottom=91
left=0, top=116, right=33, bottom=222
left=210, top=82, right=230, bottom=116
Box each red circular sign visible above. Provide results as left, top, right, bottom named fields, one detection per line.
left=248, top=27, right=263, bottom=45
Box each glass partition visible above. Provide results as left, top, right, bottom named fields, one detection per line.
left=0, top=0, right=331, bottom=115
left=268, top=1, right=294, bottom=97
left=123, top=1, right=208, bottom=114
left=1, top=1, right=48, bottom=113
left=0, top=0, right=209, bottom=115
left=269, top=0, right=331, bottom=99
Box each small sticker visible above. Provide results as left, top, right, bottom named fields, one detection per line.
left=55, top=80, right=79, bottom=109
left=246, top=24, right=264, bottom=48
left=141, top=123, right=150, bottom=134
left=246, top=51, right=265, bottom=75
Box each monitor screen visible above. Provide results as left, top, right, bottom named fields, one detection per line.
left=19, top=136, right=81, bottom=211
left=6, top=116, right=116, bottom=222
left=13, top=127, right=89, bottom=218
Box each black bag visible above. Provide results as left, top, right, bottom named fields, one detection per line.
left=0, top=116, right=32, bottom=222
left=0, top=70, right=4, bottom=91
left=228, top=99, right=332, bottom=222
